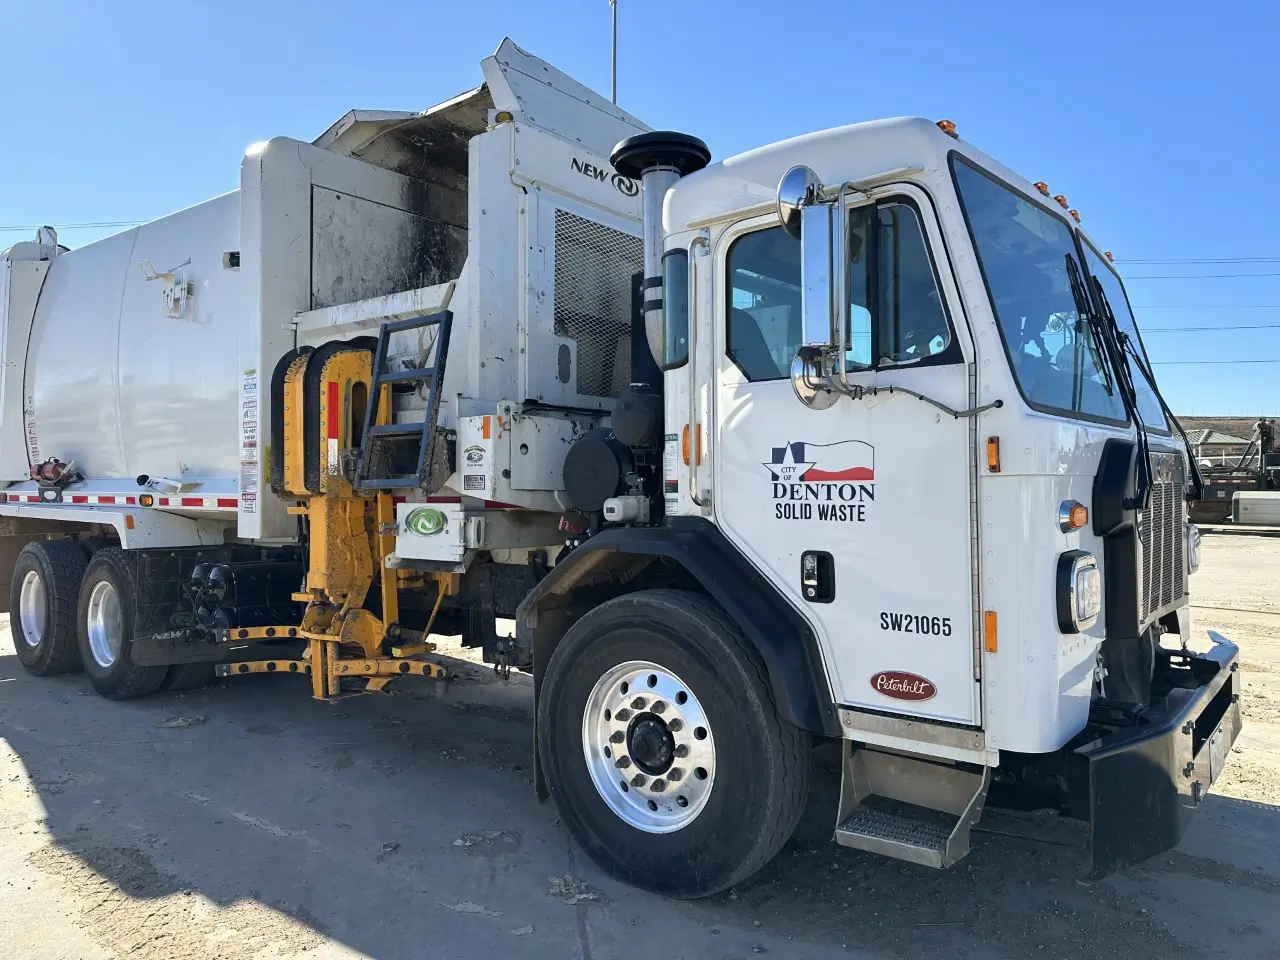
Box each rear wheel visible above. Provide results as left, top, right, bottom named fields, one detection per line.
left=9, top=540, right=87, bottom=676
left=537, top=589, right=810, bottom=899
left=77, top=549, right=167, bottom=700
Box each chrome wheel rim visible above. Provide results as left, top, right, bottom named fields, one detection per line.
left=18, top=571, right=46, bottom=648
left=86, top=580, right=123, bottom=668
left=581, top=659, right=717, bottom=833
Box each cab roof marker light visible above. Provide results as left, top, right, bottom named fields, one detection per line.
left=1033, top=181, right=1051, bottom=197
left=1105, top=251, right=1115, bottom=262
left=1053, top=194, right=1070, bottom=209
left=936, top=119, right=959, bottom=138
left=1069, top=209, right=1081, bottom=222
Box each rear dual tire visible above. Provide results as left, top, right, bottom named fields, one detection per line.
left=76, top=549, right=169, bottom=700
left=537, top=589, right=811, bottom=899
left=10, top=540, right=87, bottom=676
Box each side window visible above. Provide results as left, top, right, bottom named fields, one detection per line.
left=726, top=227, right=802, bottom=381
left=662, top=249, right=689, bottom=369
left=725, top=200, right=957, bottom=384
left=847, top=202, right=954, bottom=370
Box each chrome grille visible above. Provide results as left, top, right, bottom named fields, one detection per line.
left=1139, top=453, right=1187, bottom=621
left=552, top=209, right=643, bottom=398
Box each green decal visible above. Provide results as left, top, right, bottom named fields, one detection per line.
left=405, top=506, right=447, bottom=536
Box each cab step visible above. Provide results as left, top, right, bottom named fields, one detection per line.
left=834, top=744, right=990, bottom=869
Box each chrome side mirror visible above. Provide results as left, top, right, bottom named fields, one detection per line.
left=800, top=203, right=837, bottom=351
left=791, top=349, right=839, bottom=410
left=777, top=164, right=820, bottom=239
left=777, top=165, right=841, bottom=409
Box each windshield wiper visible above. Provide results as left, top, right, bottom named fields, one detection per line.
left=1065, top=253, right=1152, bottom=509
left=1088, top=276, right=1205, bottom=500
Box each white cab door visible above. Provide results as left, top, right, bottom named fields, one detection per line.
left=712, top=185, right=980, bottom=724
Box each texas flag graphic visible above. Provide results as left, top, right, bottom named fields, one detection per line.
left=763, top=440, right=875, bottom=482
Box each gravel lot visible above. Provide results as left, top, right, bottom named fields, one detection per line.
left=0, top=532, right=1276, bottom=959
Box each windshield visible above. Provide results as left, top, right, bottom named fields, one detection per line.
left=1081, top=243, right=1169, bottom=432
left=951, top=157, right=1127, bottom=424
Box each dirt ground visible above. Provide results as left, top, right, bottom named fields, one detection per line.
left=0, top=532, right=1276, bottom=960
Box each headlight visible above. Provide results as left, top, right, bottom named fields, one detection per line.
left=1187, top=523, right=1201, bottom=575
left=1057, top=550, right=1101, bottom=633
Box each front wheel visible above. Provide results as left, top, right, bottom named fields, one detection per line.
left=537, top=589, right=811, bottom=898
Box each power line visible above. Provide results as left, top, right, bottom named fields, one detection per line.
left=1145, top=324, right=1280, bottom=333
left=1151, top=358, right=1280, bottom=365
left=0, top=221, right=145, bottom=233
left=1116, top=257, right=1280, bottom=264
left=1123, top=272, right=1280, bottom=280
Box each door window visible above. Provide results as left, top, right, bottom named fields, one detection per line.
left=726, top=200, right=959, bottom=382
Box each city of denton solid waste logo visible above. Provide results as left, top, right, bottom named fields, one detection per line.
left=763, top=440, right=876, bottom=522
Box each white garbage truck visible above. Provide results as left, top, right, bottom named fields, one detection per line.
left=0, top=38, right=1241, bottom=897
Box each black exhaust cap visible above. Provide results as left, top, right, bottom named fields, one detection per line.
left=610, top=131, right=712, bottom=179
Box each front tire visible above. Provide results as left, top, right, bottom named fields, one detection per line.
left=10, top=540, right=87, bottom=676
left=77, top=549, right=168, bottom=700
left=537, top=589, right=810, bottom=898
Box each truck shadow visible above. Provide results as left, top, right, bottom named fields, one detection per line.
left=1, top=646, right=1278, bottom=960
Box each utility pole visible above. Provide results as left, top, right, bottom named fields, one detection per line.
left=610, top=0, right=618, bottom=103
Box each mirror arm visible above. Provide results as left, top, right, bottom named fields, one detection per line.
left=860, top=385, right=1004, bottom=419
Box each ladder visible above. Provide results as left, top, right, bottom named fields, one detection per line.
left=355, top=311, right=453, bottom=491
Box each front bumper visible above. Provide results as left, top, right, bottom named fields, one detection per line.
left=1075, top=631, right=1242, bottom=877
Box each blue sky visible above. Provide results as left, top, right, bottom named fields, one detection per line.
left=2, top=0, right=1276, bottom=415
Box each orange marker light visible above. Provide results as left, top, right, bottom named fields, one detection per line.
left=481, top=415, right=492, bottom=440
left=1069, top=209, right=1081, bottom=222
left=1069, top=504, right=1089, bottom=529
left=984, top=611, right=998, bottom=653
left=682, top=424, right=691, bottom=465
left=936, top=119, right=959, bottom=138
left=986, top=436, right=1001, bottom=473
left=139, top=494, right=154, bottom=507
left=1033, top=181, right=1051, bottom=197
left=125, top=515, right=135, bottom=530
left=1053, top=194, right=1070, bottom=209
left=1104, top=251, right=1115, bottom=262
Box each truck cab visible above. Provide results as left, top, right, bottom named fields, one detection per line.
left=659, top=117, right=1188, bottom=750
left=523, top=116, right=1241, bottom=895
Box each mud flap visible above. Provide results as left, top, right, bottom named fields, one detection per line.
left=1076, top=631, right=1242, bottom=878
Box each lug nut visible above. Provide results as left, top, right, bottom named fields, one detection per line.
left=616, top=756, right=631, bottom=769
left=651, top=778, right=666, bottom=793
left=631, top=774, right=647, bottom=788
left=675, top=744, right=689, bottom=758
left=667, top=719, right=683, bottom=733
left=631, top=697, right=646, bottom=710
left=667, top=767, right=682, bottom=782
left=615, top=708, right=632, bottom=722
left=652, top=700, right=667, bottom=714
left=610, top=731, right=625, bottom=744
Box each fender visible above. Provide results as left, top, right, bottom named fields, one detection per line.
left=516, top=516, right=840, bottom=739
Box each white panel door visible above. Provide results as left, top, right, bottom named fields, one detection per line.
left=711, top=186, right=980, bottom=724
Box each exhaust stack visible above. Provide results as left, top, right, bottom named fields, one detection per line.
left=611, top=132, right=711, bottom=366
